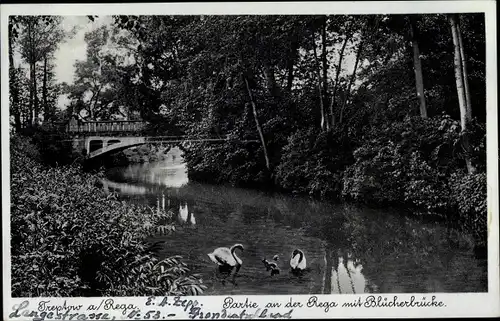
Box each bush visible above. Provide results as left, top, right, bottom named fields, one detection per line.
left=342, top=114, right=487, bottom=233
left=275, top=126, right=354, bottom=199
left=343, top=115, right=468, bottom=211
left=403, top=151, right=452, bottom=214
left=10, top=135, right=205, bottom=297
left=30, top=124, right=81, bottom=166
left=342, top=140, right=406, bottom=205
left=449, top=171, right=487, bottom=245
left=184, top=140, right=270, bottom=188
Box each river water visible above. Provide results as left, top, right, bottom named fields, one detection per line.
left=103, top=147, right=487, bottom=295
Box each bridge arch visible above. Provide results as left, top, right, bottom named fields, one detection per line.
left=85, top=136, right=147, bottom=159
left=89, top=140, right=104, bottom=153
left=107, top=139, right=121, bottom=146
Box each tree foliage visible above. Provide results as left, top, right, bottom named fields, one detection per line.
left=64, top=25, right=140, bottom=121
left=10, top=16, right=69, bottom=128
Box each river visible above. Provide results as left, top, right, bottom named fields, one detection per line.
left=103, top=147, right=487, bottom=295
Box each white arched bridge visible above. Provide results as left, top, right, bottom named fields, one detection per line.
left=65, top=117, right=257, bottom=160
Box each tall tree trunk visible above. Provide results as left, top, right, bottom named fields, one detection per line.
left=449, top=14, right=476, bottom=174
left=339, top=38, right=364, bottom=124
left=330, top=32, right=352, bottom=128
left=263, top=64, right=278, bottom=97
left=33, top=61, right=39, bottom=125
left=409, top=16, right=428, bottom=118
left=28, top=61, right=34, bottom=126
left=27, top=23, right=34, bottom=126
left=449, top=15, right=467, bottom=130
left=321, top=17, right=331, bottom=128
left=9, top=22, right=21, bottom=131
left=456, top=16, right=472, bottom=121
left=244, top=75, right=270, bottom=171
left=42, top=54, right=49, bottom=121
left=286, top=41, right=297, bottom=92
left=29, top=21, right=39, bottom=126
left=312, top=33, right=327, bottom=131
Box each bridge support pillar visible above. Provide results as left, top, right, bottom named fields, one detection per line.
left=71, top=136, right=87, bottom=156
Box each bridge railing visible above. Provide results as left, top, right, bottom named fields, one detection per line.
left=66, top=118, right=147, bottom=134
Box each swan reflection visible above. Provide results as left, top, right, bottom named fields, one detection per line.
left=179, top=203, right=189, bottom=222
left=178, top=203, right=196, bottom=226
left=324, top=249, right=368, bottom=294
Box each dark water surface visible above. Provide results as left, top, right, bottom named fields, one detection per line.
left=104, top=148, right=487, bottom=295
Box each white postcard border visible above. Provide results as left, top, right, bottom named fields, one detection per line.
left=2, top=1, right=498, bottom=319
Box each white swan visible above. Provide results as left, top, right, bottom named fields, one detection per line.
left=290, top=249, right=306, bottom=273
left=208, top=243, right=244, bottom=274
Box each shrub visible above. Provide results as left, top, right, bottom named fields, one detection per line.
left=403, top=151, right=452, bottom=214
left=343, top=115, right=463, bottom=210
left=342, top=140, right=406, bottom=205
left=449, top=171, right=487, bottom=245
left=184, top=140, right=270, bottom=188
left=30, top=124, right=81, bottom=166
left=275, top=126, right=354, bottom=199
left=10, top=135, right=205, bottom=297
left=342, top=114, right=487, bottom=230
left=274, top=129, right=316, bottom=195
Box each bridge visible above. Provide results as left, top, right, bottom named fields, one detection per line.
left=65, top=117, right=254, bottom=160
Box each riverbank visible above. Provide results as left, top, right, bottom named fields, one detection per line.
left=183, top=117, right=487, bottom=248
left=10, top=135, right=205, bottom=297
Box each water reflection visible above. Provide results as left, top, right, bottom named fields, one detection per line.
left=178, top=203, right=197, bottom=226
left=101, top=179, right=147, bottom=195
left=320, top=247, right=367, bottom=294
left=179, top=203, right=189, bottom=222
left=104, top=156, right=487, bottom=295
left=107, top=147, right=189, bottom=188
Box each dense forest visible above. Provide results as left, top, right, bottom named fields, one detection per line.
left=9, top=14, right=488, bottom=296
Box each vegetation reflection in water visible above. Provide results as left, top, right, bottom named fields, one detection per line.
left=103, top=149, right=487, bottom=295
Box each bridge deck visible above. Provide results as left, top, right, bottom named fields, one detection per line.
left=66, top=118, right=147, bottom=134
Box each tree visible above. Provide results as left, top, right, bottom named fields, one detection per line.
left=38, top=58, right=62, bottom=122
left=244, top=76, right=271, bottom=170
left=339, top=34, right=364, bottom=124
left=456, top=16, right=472, bottom=121
left=449, top=13, right=475, bottom=174
left=15, top=16, right=66, bottom=127
left=311, top=31, right=327, bottom=130
left=9, top=18, right=21, bottom=130
left=329, top=17, right=354, bottom=128
left=408, top=15, right=428, bottom=118
left=20, top=16, right=66, bottom=125
left=320, top=16, right=331, bottom=130
left=66, top=25, right=139, bottom=121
